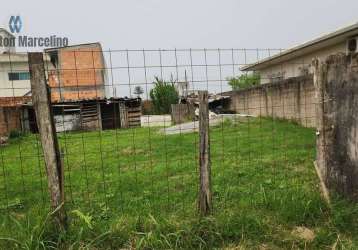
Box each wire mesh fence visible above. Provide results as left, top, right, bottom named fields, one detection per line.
left=0, top=48, right=318, bottom=224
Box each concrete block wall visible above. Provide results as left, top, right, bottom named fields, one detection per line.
left=227, top=75, right=316, bottom=127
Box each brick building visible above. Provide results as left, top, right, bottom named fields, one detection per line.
left=0, top=97, right=31, bottom=137
left=46, top=43, right=106, bottom=102
left=0, top=40, right=141, bottom=136
left=0, top=41, right=108, bottom=136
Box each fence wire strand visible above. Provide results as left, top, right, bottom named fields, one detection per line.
left=0, top=48, right=316, bottom=221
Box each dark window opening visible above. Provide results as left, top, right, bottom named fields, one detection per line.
left=48, top=50, right=59, bottom=68
left=348, top=38, right=357, bottom=52
left=8, top=72, right=30, bottom=81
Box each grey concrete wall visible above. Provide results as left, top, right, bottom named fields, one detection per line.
left=226, top=75, right=316, bottom=127
left=315, top=53, right=358, bottom=200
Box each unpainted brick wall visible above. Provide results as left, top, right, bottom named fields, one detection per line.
left=48, top=44, right=105, bottom=102
left=0, top=96, right=31, bottom=107
left=0, top=107, right=22, bottom=136
left=227, top=75, right=316, bottom=127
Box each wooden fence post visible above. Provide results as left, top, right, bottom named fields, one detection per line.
left=312, top=58, right=330, bottom=204
left=28, top=52, right=67, bottom=229
left=198, top=90, right=212, bottom=215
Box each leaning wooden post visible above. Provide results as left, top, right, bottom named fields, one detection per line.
left=28, top=52, right=67, bottom=229
left=198, top=90, right=212, bottom=215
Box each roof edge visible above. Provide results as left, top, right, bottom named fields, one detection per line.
left=241, top=22, right=358, bottom=71
left=44, top=42, right=102, bottom=52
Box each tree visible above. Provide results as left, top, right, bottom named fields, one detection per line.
left=149, top=77, right=179, bottom=114
left=227, top=73, right=260, bottom=90
left=133, top=86, right=144, bottom=97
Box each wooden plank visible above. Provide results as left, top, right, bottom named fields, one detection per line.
left=127, top=113, right=141, bottom=118
left=128, top=121, right=141, bottom=125
left=171, top=103, right=195, bottom=124
left=313, top=161, right=331, bottom=205
left=119, top=103, right=128, bottom=128
left=198, top=90, right=212, bottom=216
left=28, top=52, right=67, bottom=229
left=97, top=102, right=102, bottom=130
left=127, top=107, right=141, bottom=111
left=312, top=58, right=330, bottom=202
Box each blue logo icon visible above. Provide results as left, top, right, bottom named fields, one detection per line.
left=9, top=16, right=22, bottom=33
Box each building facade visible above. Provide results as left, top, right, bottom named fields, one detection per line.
left=0, top=28, right=15, bottom=54
left=242, top=23, right=358, bottom=84
left=46, top=43, right=107, bottom=102
left=0, top=33, right=109, bottom=136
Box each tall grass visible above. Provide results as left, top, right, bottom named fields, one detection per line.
left=0, top=118, right=357, bottom=249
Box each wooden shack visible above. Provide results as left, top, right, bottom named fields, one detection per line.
left=24, top=97, right=141, bottom=133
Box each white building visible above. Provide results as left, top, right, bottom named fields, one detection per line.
left=0, top=28, right=31, bottom=97
left=0, top=28, right=15, bottom=54
left=242, top=22, right=358, bottom=84
left=0, top=53, right=32, bottom=97
left=0, top=28, right=54, bottom=98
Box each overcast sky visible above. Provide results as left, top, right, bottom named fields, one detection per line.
left=1, top=0, right=358, bottom=96
left=2, top=0, right=357, bottom=49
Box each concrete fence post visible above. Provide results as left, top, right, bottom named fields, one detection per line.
left=313, top=54, right=358, bottom=202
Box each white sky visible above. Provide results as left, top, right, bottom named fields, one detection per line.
left=1, top=0, right=357, bottom=96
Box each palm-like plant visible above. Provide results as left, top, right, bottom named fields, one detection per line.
left=149, top=77, right=179, bottom=114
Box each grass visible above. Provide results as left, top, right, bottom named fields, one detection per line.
left=0, top=117, right=357, bottom=249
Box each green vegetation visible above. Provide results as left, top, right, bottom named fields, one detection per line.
left=150, top=77, right=179, bottom=114
left=227, top=73, right=261, bottom=90
left=0, top=118, right=357, bottom=249
left=9, top=130, right=26, bottom=139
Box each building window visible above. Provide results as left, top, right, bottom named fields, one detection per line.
left=8, top=72, right=30, bottom=81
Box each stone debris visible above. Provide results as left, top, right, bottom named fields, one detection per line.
left=292, top=226, right=315, bottom=242
left=0, top=136, right=8, bottom=145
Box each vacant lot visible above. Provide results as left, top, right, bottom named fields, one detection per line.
left=0, top=118, right=357, bottom=249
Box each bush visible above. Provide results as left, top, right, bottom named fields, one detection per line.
left=9, top=130, right=24, bottom=139
left=227, top=73, right=260, bottom=90
left=149, top=77, right=179, bottom=114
